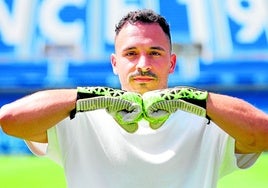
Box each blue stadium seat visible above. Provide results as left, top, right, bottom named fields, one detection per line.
left=199, top=59, right=268, bottom=86
left=0, top=60, right=47, bottom=88
left=68, top=60, right=120, bottom=87
left=0, top=58, right=267, bottom=89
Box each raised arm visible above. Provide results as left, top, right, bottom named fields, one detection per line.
left=206, top=92, right=268, bottom=153
left=0, top=89, right=77, bottom=143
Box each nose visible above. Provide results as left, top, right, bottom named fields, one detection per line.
left=136, top=55, right=152, bottom=72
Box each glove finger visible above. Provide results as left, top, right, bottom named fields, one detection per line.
left=144, top=110, right=170, bottom=130
left=113, top=120, right=138, bottom=133
left=106, top=97, right=143, bottom=133
left=149, top=121, right=165, bottom=130
left=169, top=99, right=207, bottom=117
left=144, top=100, right=171, bottom=123
left=109, top=104, right=143, bottom=132
left=144, top=100, right=179, bottom=129
left=76, top=97, right=113, bottom=112
left=107, top=98, right=138, bottom=112
left=115, top=106, right=143, bottom=122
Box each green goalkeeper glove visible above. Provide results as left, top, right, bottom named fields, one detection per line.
left=142, top=87, right=209, bottom=129
left=70, top=86, right=143, bottom=133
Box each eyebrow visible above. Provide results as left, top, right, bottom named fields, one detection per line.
left=122, top=46, right=166, bottom=52
left=122, top=47, right=136, bottom=52
left=150, top=46, right=166, bottom=51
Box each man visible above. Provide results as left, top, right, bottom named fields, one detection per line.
left=1, top=9, right=268, bottom=188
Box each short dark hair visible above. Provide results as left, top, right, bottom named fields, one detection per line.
left=115, top=9, right=171, bottom=46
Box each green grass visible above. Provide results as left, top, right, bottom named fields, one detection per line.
left=218, top=152, right=268, bottom=188
left=0, top=153, right=268, bottom=188
left=0, top=155, right=66, bottom=188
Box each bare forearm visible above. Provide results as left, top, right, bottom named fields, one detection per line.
left=0, top=89, right=77, bottom=142
left=206, top=92, right=268, bottom=153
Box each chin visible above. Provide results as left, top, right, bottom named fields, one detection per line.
left=132, top=84, right=159, bottom=94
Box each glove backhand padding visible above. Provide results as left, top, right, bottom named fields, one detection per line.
left=142, top=87, right=208, bottom=129
left=71, top=87, right=143, bottom=133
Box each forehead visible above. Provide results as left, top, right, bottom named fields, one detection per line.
left=115, top=22, right=170, bottom=51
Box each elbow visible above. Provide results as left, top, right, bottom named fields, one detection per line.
left=250, top=141, right=268, bottom=153
left=1, top=123, right=13, bottom=137
left=0, top=106, right=20, bottom=137
left=237, top=120, right=268, bottom=153
left=246, top=115, right=268, bottom=152
left=249, top=127, right=268, bottom=152
left=1, top=114, right=29, bottom=139
left=256, top=134, right=268, bottom=152
left=257, top=119, right=268, bottom=151
left=237, top=138, right=268, bottom=154
left=0, top=113, right=13, bottom=136
left=0, top=106, right=48, bottom=143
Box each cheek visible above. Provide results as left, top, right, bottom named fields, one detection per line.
left=116, top=63, right=134, bottom=78
left=155, top=63, right=171, bottom=74
left=119, top=62, right=136, bottom=72
left=154, top=65, right=173, bottom=82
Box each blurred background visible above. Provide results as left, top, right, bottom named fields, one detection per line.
left=0, top=0, right=268, bottom=187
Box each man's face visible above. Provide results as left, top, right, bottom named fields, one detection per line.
left=111, top=22, right=176, bottom=94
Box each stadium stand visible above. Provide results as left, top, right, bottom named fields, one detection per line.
left=1, top=59, right=267, bottom=90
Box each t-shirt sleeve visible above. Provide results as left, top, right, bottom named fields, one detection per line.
left=46, top=117, right=80, bottom=166
left=46, top=125, right=63, bottom=166
left=25, top=117, right=70, bottom=166
left=218, top=135, right=261, bottom=178
left=25, top=140, right=48, bottom=156
left=235, top=153, right=261, bottom=169
left=24, top=124, right=64, bottom=166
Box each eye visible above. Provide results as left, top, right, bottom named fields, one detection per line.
left=150, top=51, right=161, bottom=56
left=124, top=51, right=137, bottom=57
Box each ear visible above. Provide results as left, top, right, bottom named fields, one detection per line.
left=169, top=53, right=177, bottom=73
left=110, top=53, right=118, bottom=75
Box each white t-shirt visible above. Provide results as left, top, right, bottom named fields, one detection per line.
left=28, top=110, right=260, bottom=188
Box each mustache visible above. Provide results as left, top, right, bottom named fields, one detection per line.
left=129, top=70, right=158, bottom=78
